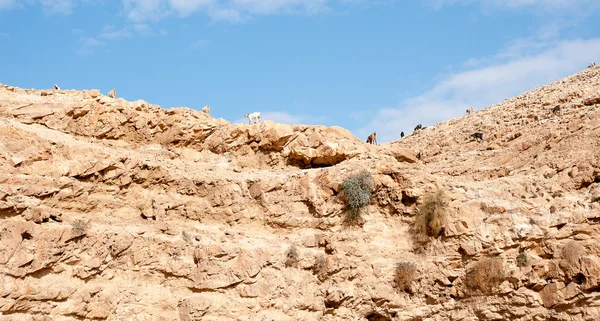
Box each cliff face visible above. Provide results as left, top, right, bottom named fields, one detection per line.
left=1, top=65, right=599, bottom=321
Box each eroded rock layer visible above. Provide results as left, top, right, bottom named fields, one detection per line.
left=1, top=65, right=600, bottom=321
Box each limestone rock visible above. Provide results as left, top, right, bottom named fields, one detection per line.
left=385, top=145, right=418, bottom=163
left=178, top=295, right=212, bottom=321
left=1, top=66, right=600, bottom=320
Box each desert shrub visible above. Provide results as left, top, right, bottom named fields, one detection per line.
left=516, top=252, right=529, bottom=267
left=339, top=170, right=373, bottom=226
left=562, top=241, right=586, bottom=265
left=465, top=258, right=506, bottom=294
left=394, top=262, right=417, bottom=293
left=412, top=189, right=448, bottom=240
left=313, top=255, right=329, bottom=281
left=284, top=244, right=299, bottom=268
left=71, top=220, right=89, bottom=236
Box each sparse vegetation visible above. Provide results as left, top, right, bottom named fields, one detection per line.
left=516, top=252, right=529, bottom=267
left=313, top=255, right=328, bottom=281
left=412, top=189, right=448, bottom=240
left=339, top=170, right=373, bottom=226
left=284, top=244, right=299, bottom=268
left=394, top=262, right=417, bottom=293
left=71, top=220, right=89, bottom=236
left=562, top=241, right=586, bottom=265
left=465, top=258, right=506, bottom=294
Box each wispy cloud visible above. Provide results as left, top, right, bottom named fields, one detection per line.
left=221, top=0, right=329, bottom=15
left=73, top=22, right=162, bottom=56
left=208, top=7, right=243, bottom=22
left=74, top=36, right=105, bottom=56
left=98, top=25, right=133, bottom=39
left=0, top=0, right=76, bottom=14
left=0, top=31, right=8, bottom=37
left=0, top=0, right=16, bottom=10
left=430, top=0, right=599, bottom=10
left=81, top=37, right=104, bottom=47
left=38, top=0, right=75, bottom=14
left=0, top=0, right=374, bottom=23
left=463, top=28, right=563, bottom=69
left=120, top=0, right=351, bottom=22
left=168, top=0, right=213, bottom=16
left=233, top=111, right=327, bottom=125
left=187, top=39, right=210, bottom=51
left=348, top=110, right=370, bottom=121
left=357, top=38, right=600, bottom=143
left=122, top=0, right=171, bottom=21
left=262, top=111, right=327, bottom=125
left=131, top=23, right=154, bottom=35
left=429, top=0, right=600, bottom=19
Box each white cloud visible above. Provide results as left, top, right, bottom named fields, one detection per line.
left=98, top=25, right=134, bottom=39
left=357, top=38, right=600, bottom=143
left=74, top=36, right=105, bottom=56
left=4, top=0, right=594, bottom=19
left=430, top=0, right=600, bottom=17
left=226, top=0, right=328, bottom=15
left=128, top=23, right=157, bottom=36
left=118, top=0, right=345, bottom=22
left=0, top=0, right=378, bottom=22
left=0, top=0, right=16, bottom=9
left=233, top=111, right=327, bottom=125
left=262, top=111, right=322, bottom=124
left=80, top=37, right=104, bottom=46
left=38, top=0, right=75, bottom=14
left=73, top=22, right=161, bottom=57
left=188, top=39, right=210, bottom=51
left=168, top=0, right=213, bottom=16
left=207, top=7, right=242, bottom=22
left=122, top=0, right=170, bottom=21
left=0, top=0, right=76, bottom=14
left=348, top=110, right=370, bottom=121
left=431, top=0, right=596, bottom=9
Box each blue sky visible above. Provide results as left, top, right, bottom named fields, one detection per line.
left=1, top=0, right=600, bottom=143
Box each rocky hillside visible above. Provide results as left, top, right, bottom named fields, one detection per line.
left=1, top=65, right=599, bottom=321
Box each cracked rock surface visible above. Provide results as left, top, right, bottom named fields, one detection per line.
left=1, top=65, right=600, bottom=321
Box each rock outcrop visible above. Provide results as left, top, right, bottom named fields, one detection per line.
left=0, top=87, right=375, bottom=170
left=1, top=66, right=600, bottom=321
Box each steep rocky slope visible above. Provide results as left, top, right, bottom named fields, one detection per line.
left=1, top=65, right=599, bottom=321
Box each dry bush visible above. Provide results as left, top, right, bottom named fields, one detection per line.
left=339, top=170, right=373, bottom=226
left=412, top=189, right=448, bottom=240
left=465, top=258, right=506, bottom=294
left=394, top=262, right=417, bottom=293
left=562, top=241, right=586, bottom=265
left=284, top=244, right=299, bottom=268
left=516, top=252, right=529, bottom=267
left=71, top=220, right=89, bottom=236
left=313, top=255, right=329, bottom=281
